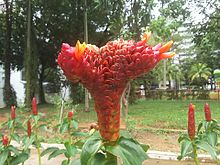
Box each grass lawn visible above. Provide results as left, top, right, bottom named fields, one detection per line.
left=0, top=99, right=219, bottom=143
left=1, top=99, right=220, bottom=130
left=127, top=99, right=220, bottom=130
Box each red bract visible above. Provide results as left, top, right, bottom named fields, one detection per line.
left=2, top=135, right=8, bottom=146
left=11, top=105, right=16, bottom=120
left=27, top=120, right=32, bottom=137
left=58, top=33, right=175, bottom=142
left=32, top=97, right=38, bottom=115
left=204, top=103, right=212, bottom=122
left=68, top=111, right=73, bottom=121
left=188, top=103, right=195, bottom=140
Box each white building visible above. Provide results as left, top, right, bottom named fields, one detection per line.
left=0, top=64, right=25, bottom=108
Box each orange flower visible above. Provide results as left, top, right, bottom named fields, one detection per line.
left=58, top=33, right=175, bottom=141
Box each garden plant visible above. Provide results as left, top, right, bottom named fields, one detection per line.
left=57, top=32, right=175, bottom=164
left=178, top=103, right=220, bottom=165
left=1, top=32, right=219, bottom=165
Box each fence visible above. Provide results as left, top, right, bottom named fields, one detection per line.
left=142, top=89, right=215, bottom=100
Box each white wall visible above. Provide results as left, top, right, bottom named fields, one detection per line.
left=0, top=65, right=5, bottom=108
left=0, top=65, right=25, bottom=107
left=10, top=70, right=25, bottom=105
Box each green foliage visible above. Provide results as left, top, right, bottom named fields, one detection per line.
left=80, top=135, right=102, bottom=165
left=192, top=0, right=220, bottom=71
left=178, top=107, right=220, bottom=164
left=80, top=133, right=148, bottom=165
left=3, top=85, right=17, bottom=107
left=70, top=83, right=85, bottom=104
left=105, top=137, right=148, bottom=165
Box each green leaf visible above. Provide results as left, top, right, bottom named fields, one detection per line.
left=105, top=137, right=147, bottom=165
left=24, top=135, right=35, bottom=150
left=90, top=152, right=117, bottom=165
left=206, top=132, right=218, bottom=147
left=61, top=160, right=68, bottom=165
left=0, top=150, right=9, bottom=165
left=178, top=134, right=189, bottom=143
left=197, top=122, right=203, bottom=133
left=64, top=142, right=77, bottom=157
left=11, top=153, right=29, bottom=165
left=71, top=132, right=88, bottom=137
left=40, top=147, right=59, bottom=157
left=140, top=144, right=150, bottom=152
left=70, top=159, right=81, bottom=165
left=80, top=137, right=102, bottom=165
left=48, top=149, right=66, bottom=160
left=39, top=124, right=48, bottom=132
left=11, top=134, right=20, bottom=143
left=8, top=120, right=14, bottom=129
left=71, top=120, right=78, bottom=129
left=197, top=141, right=218, bottom=160
left=178, top=139, right=192, bottom=160
left=75, top=139, right=86, bottom=149
left=60, top=122, right=68, bottom=133
left=33, top=115, right=40, bottom=123
left=120, top=131, right=132, bottom=139
left=8, top=145, right=20, bottom=155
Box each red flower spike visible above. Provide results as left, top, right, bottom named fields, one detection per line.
left=2, top=135, right=8, bottom=146
left=32, top=97, right=38, bottom=115
left=10, top=105, right=16, bottom=120
left=188, top=103, right=195, bottom=140
left=68, top=111, right=73, bottom=121
left=27, top=120, right=31, bottom=137
left=58, top=35, right=175, bottom=142
left=204, top=103, right=212, bottom=122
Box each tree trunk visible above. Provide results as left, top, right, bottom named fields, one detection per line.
left=25, top=0, right=38, bottom=108
left=38, top=67, right=46, bottom=104
left=84, top=0, right=89, bottom=111
left=3, top=0, right=16, bottom=107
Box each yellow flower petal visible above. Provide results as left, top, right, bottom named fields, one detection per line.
left=142, top=31, right=151, bottom=43
left=160, top=52, right=176, bottom=59
left=75, top=40, right=86, bottom=60
left=159, top=40, right=173, bottom=53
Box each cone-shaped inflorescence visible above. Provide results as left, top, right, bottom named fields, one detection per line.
left=32, top=97, right=38, bottom=115
left=188, top=103, right=195, bottom=140
left=2, top=135, right=9, bottom=146
left=204, top=103, right=212, bottom=122
left=58, top=32, right=175, bottom=142
left=10, top=105, right=16, bottom=120
left=27, top=120, right=32, bottom=137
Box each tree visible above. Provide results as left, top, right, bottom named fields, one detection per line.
left=192, top=0, right=220, bottom=70
left=189, top=63, right=212, bottom=89
left=24, top=0, right=38, bottom=108
left=2, top=0, right=17, bottom=107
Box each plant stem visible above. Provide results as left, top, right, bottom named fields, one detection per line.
left=9, top=120, right=15, bottom=144
left=7, top=158, right=10, bottom=165
left=68, top=122, right=72, bottom=144
left=192, top=142, right=199, bottom=165
left=35, top=123, right=42, bottom=165
left=67, top=121, right=71, bottom=164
